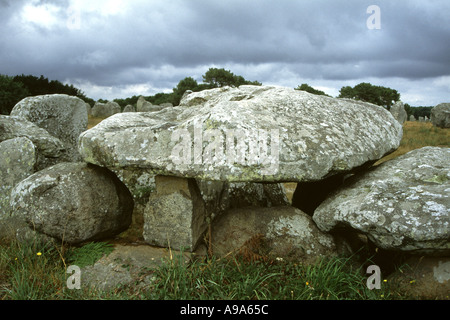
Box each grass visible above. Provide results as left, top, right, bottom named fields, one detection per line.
left=87, top=116, right=105, bottom=129
left=375, top=121, right=449, bottom=165
left=0, top=235, right=401, bottom=300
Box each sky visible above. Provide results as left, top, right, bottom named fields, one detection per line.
left=1, top=0, right=449, bottom=106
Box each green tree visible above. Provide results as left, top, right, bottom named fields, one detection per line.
left=203, top=68, right=236, bottom=88
left=148, top=92, right=174, bottom=105
left=338, top=82, right=400, bottom=109
left=0, top=75, right=31, bottom=114
left=410, top=106, right=433, bottom=118
left=202, top=68, right=262, bottom=88
left=172, top=77, right=200, bottom=106
left=12, top=74, right=94, bottom=106
left=295, top=83, right=330, bottom=96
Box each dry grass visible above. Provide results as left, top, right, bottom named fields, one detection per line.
left=376, top=121, right=449, bottom=165
left=87, top=116, right=105, bottom=129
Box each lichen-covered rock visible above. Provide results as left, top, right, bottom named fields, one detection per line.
left=390, top=101, right=408, bottom=124
left=313, top=147, right=450, bottom=254
left=431, top=103, right=450, bottom=128
left=0, top=115, right=65, bottom=170
left=11, top=94, right=88, bottom=162
left=79, top=85, right=402, bottom=183
left=0, top=137, right=36, bottom=220
left=123, top=104, right=136, bottom=113
left=211, top=206, right=337, bottom=264
left=143, top=176, right=208, bottom=251
left=10, top=162, right=134, bottom=244
left=91, top=101, right=121, bottom=118
left=136, top=96, right=164, bottom=112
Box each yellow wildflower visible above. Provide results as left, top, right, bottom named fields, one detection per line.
left=36, top=252, right=42, bottom=256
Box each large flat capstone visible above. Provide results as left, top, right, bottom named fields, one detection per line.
left=78, top=85, right=402, bottom=183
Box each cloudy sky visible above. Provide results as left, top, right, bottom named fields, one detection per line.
left=1, top=0, right=449, bottom=106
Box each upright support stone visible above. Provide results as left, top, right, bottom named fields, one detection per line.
left=143, top=176, right=207, bottom=252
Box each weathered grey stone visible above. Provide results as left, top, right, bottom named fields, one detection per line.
left=11, top=94, right=88, bottom=162
left=431, top=103, right=450, bottom=128
left=0, top=115, right=65, bottom=170
left=110, top=167, right=156, bottom=233
left=419, top=116, right=425, bottom=122
left=136, top=96, right=165, bottom=112
left=143, top=176, right=207, bottom=251
left=123, top=104, right=136, bottom=113
left=10, top=162, right=134, bottom=244
left=79, top=85, right=403, bottom=183
left=91, top=101, right=121, bottom=118
left=313, top=147, right=450, bottom=254
left=0, top=137, right=36, bottom=220
left=211, top=206, right=337, bottom=264
left=390, top=101, right=408, bottom=124
left=86, top=103, right=92, bottom=116
left=161, top=102, right=173, bottom=108
left=138, top=101, right=154, bottom=112
left=81, top=245, right=190, bottom=291
left=136, top=96, right=148, bottom=112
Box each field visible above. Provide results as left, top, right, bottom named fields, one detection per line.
left=0, top=121, right=448, bottom=300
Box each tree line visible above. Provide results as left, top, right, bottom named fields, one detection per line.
left=0, top=69, right=433, bottom=117
left=0, top=74, right=94, bottom=115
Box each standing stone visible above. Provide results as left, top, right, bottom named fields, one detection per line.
left=11, top=94, right=88, bottom=162
left=0, top=137, right=36, bottom=219
left=136, top=96, right=154, bottom=112
left=143, top=176, right=207, bottom=251
left=419, top=117, right=425, bottom=122
left=86, top=103, right=92, bottom=116
left=409, top=115, right=416, bottom=122
left=390, top=101, right=408, bottom=124
left=10, top=162, right=134, bottom=244
left=431, top=103, right=450, bottom=128
left=136, top=96, right=147, bottom=112
left=313, top=147, right=450, bottom=254
left=123, top=105, right=136, bottom=113
left=91, top=101, right=121, bottom=118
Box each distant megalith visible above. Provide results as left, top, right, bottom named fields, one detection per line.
left=11, top=94, right=88, bottom=162
left=431, top=103, right=450, bottom=128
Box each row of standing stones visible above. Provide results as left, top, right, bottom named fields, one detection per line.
left=0, top=88, right=449, bottom=297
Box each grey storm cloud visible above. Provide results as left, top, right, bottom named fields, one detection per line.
left=0, top=0, right=449, bottom=104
